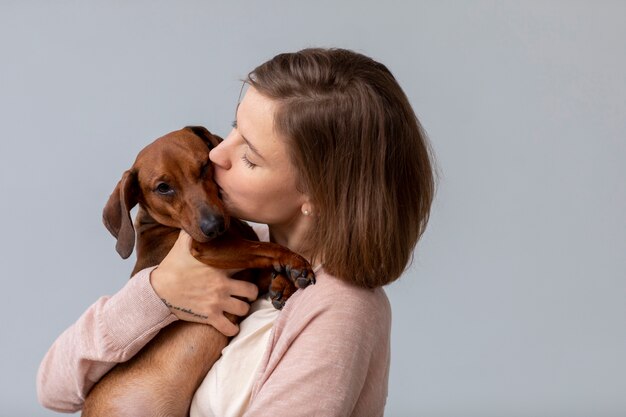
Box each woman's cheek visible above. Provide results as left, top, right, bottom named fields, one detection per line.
left=231, top=172, right=262, bottom=204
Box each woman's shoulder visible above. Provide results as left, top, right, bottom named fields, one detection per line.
left=282, top=268, right=391, bottom=329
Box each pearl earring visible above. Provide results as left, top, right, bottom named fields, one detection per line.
left=303, top=209, right=311, bottom=216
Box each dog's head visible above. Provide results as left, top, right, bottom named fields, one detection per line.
left=103, top=126, right=228, bottom=259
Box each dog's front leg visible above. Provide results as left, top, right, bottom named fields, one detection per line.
left=192, top=236, right=315, bottom=287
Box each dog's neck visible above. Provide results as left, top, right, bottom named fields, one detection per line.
left=130, top=206, right=180, bottom=277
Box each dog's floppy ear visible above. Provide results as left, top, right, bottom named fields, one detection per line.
left=185, top=125, right=223, bottom=149
left=102, top=169, right=139, bottom=259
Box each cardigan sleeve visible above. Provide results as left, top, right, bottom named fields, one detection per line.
left=36, top=267, right=177, bottom=412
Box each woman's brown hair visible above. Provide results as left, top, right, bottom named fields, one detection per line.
left=247, top=48, right=435, bottom=288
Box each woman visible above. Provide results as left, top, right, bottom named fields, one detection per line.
left=37, top=48, right=435, bottom=416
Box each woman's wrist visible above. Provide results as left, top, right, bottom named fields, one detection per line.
left=149, top=266, right=169, bottom=301
left=149, top=266, right=189, bottom=317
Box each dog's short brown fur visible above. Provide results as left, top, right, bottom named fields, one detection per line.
left=82, top=127, right=314, bottom=417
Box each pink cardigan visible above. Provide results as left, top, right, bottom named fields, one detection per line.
left=37, top=267, right=391, bottom=416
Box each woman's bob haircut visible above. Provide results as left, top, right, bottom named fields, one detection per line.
left=246, top=48, right=436, bottom=288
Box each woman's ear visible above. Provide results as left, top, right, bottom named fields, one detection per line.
left=300, top=200, right=317, bottom=217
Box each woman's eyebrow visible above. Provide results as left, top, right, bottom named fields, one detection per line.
left=242, top=136, right=265, bottom=161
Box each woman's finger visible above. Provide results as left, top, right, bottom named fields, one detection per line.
left=222, top=297, right=251, bottom=317
left=212, top=315, right=239, bottom=337
left=228, top=279, right=259, bottom=302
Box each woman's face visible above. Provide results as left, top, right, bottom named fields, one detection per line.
left=209, top=86, right=308, bottom=226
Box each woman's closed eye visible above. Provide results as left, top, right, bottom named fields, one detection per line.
left=241, top=154, right=257, bottom=169
left=232, top=119, right=260, bottom=168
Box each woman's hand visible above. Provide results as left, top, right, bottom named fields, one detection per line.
left=149, top=230, right=258, bottom=337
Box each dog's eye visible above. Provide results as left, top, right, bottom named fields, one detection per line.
left=155, top=182, right=174, bottom=195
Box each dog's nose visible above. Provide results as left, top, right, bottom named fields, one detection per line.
left=200, top=215, right=226, bottom=239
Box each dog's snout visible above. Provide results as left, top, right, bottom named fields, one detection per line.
left=200, top=215, right=226, bottom=239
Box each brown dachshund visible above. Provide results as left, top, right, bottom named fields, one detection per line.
left=82, top=126, right=315, bottom=417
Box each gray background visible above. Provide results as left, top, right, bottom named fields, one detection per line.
left=1, top=1, right=625, bottom=416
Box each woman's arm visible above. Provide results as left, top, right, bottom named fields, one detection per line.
left=37, top=230, right=259, bottom=412
left=36, top=267, right=176, bottom=412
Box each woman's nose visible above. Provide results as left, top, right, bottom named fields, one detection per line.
left=209, top=132, right=233, bottom=168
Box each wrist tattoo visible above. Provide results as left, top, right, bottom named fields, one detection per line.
left=160, top=298, right=209, bottom=320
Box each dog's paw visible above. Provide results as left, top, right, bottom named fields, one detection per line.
left=269, top=272, right=298, bottom=310
left=273, top=254, right=316, bottom=289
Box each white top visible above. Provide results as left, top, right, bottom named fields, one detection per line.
left=190, top=223, right=276, bottom=417
left=189, top=294, right=280, bottom=417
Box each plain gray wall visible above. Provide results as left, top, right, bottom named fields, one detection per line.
left=1, top=1, right=625, bottom=416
